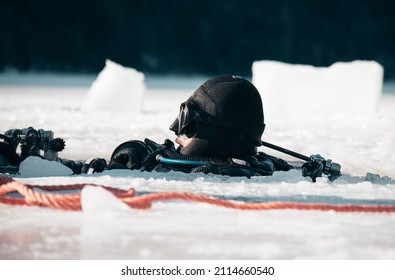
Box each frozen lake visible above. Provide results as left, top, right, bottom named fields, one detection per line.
left=0, top=73, right=395, bottom=259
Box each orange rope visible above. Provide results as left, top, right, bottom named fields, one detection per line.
left=1, top=175, right=395, bottom=213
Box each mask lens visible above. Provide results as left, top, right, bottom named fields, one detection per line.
left=182, top=122, right=198, bottom=138
left=177, top=103, right=189, bottom=134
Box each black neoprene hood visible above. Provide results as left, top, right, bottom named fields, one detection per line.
left=170, top=75, right=265, bottom=146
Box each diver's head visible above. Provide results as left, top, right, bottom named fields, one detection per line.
left=169, top=75, right=265, bottom=158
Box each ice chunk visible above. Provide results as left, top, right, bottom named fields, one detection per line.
left=252, top=60, right=384, bottom=122
left=81, top=59, right=145, bottom=112
left=19, top=156, right=73, bottom=177
left=81, top=186, right=130, bottom=215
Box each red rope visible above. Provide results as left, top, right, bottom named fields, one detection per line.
left=1, top=175, right=395, bottom=213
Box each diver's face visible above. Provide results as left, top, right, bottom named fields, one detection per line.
left=175, top=134, right=194, bottom=151
left=174, top=121, right=199, bottom=152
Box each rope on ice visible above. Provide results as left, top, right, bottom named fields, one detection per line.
left=1, top=175, right=395, bottom=213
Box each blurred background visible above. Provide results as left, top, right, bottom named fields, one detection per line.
left=1, top=0, right=395, bottom=80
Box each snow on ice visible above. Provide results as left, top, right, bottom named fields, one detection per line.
left=0, top=60, right=395, bottom=260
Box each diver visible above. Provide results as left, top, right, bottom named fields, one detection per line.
left=106, top=75, right=339, bottom=181
left=106, top=75, right=292, bottom=178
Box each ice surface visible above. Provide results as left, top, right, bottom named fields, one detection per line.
left=81, top=59, right=145, bottom=112
left=0, top=73, right=395, bottom=260
left=252, top=60, right=384, bottom=123
left=19, top=156, right=73, bottom=177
